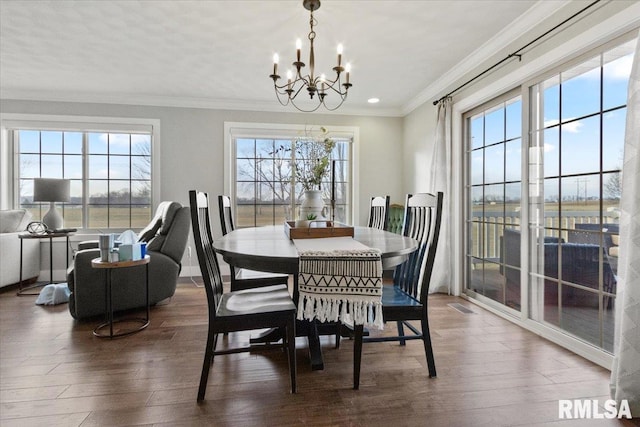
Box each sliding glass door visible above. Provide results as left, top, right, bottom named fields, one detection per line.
left=527, top=38, right=635, bottom=352
left=464, top=35, right=636, bottom=354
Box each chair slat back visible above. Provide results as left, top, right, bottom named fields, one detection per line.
left=368, top=195, right=390, bottom=230
left=218, top=195, right=235, bottom=236
left=190, top=191, right=224, bottom=316
left=393, top=192, right=443, bottom=302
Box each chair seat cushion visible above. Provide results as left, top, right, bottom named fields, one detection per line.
left=382, top=284, right=421, bottom=307
left=236, top=268, right=288, bottom=282
left=218, top=284, right=296, bottom=317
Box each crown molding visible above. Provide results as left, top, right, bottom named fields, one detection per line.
left=453, top=3, right=640, bottom=114
left=0, top=89, right=404, bottom=118
left=401, top=0, right=571, bottom=115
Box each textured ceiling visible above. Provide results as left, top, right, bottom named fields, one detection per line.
left=0, top=0, right=547, bottom=115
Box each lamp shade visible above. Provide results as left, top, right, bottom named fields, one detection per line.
left=33, top=178, right=71, bottom=203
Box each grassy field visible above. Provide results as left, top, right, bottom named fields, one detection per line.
left=26, top=206, right=151, bottom=229
left=234, top=204, right=348, bottom=227
left=24, top=200, right=617, bottom=232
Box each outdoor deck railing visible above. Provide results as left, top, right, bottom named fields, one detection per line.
left=470, top=213, right=618, bottom=260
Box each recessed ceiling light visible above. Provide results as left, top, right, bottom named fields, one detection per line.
left=368, top=98, right=380, bottom=104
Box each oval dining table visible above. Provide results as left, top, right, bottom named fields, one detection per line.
left=213, top=225, right=418, bottom=370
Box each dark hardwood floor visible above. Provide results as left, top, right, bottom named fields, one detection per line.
left=1, top=278, right=637, bottom=426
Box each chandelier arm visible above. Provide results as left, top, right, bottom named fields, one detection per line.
left=274, top=85, right=296, bottom=98
left=274, top=73, right=311, bottom=90
left=324, top=73, right=341, bottom=86
left=322, top=81, right=348, bottom=96
left=273, top=83, right=290, bottom=94
left=290, top=83, right=308, bottom=100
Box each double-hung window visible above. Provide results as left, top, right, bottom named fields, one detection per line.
left=4, top=118, right=157, bottom=230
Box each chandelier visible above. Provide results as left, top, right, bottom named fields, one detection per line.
left=269, top=0, right=352, bottom=112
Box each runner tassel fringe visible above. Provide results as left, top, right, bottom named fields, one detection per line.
left=297, top=249, right=384, bottom=330
left=298, top=295, right=384, bottom=330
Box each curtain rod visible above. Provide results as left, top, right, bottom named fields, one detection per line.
left=432, top=0, right=602, bottom=106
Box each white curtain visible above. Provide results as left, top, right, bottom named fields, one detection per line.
left=610, top=33, right=640, bottom=417
left=428, top=97, right=452, bottom=294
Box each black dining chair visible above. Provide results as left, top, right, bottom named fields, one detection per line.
left=353, top=192, right=443, bottom=389
left=190, top=190, right=297, bottom=401
left=368, top=195, right=390, bottom=230
left=218, top=195, right=289, bottom=291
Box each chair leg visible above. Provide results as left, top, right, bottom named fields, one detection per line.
left=286, top=314, right=297, bottom=394
left=353, top=324, right=364, bottom=390
left=420, top=317, right=436, bottom=378
left=397, top=321, right=406, bottom=346
left=335, top=322, right=341, bottom=349
left=197, top=326, right=217, bottom=402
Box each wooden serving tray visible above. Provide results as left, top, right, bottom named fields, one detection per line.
left=284, top=221, right=354, bottom=240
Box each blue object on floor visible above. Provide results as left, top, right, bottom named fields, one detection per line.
left=35, top=283, right=70, bottom=305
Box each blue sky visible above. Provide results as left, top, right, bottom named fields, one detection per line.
left=470, top=43, right=634, bottom=204
left=19, top=131, right=151, bottom=201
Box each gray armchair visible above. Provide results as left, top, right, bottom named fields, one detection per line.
left=67, top=201, right=191, bottom=320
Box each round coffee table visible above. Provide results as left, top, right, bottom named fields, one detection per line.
left=91, top=255, right=150, bottom=338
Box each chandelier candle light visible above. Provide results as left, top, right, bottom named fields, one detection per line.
left=270, top=0, right=352, bottom=112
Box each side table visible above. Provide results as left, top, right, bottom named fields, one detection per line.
left=91, top=255, right=150, bottom=338
left=18, top=231, right=73, bottom=296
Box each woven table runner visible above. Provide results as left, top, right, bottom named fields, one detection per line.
left=294, top=237, right=384, bottom=329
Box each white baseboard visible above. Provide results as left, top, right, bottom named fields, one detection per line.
left=180, top=265, right=201, bottom=277
left=180, top=260, right=229, bottom=277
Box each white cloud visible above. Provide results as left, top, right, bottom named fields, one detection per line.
left=562, top=121, right=583, bottom=133
left=109, top=134, right=130, bottom=146
left=543, top=118, right=583, bottom=133
left=544, top=143, right=555, bottom=152
left=605, top=55, right=633, bottom=80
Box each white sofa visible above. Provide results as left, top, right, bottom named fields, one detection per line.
left=0, top=209, right=40, bottom=289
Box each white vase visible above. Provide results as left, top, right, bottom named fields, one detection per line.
left=299, top=190, right=327, bottom=222
left=294, top=219, right=310, bottom=228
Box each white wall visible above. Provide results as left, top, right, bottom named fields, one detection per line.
left=0, top=100, right=404, bottom=277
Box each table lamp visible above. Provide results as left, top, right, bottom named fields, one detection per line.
left=33, top=178, right=71, bottom=230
